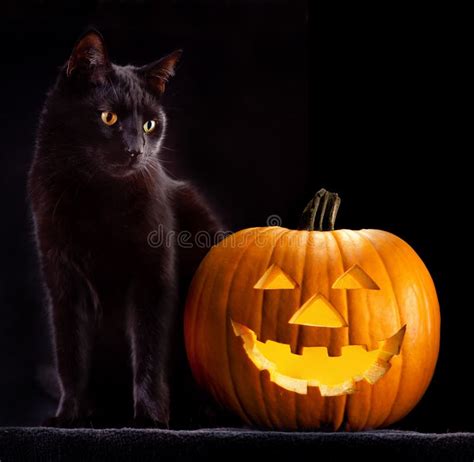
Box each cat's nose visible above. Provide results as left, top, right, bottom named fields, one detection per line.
left=127, top=149, right=141, bottom=161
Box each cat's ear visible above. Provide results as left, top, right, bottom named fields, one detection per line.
left=141, top=50, right=182, bottom=96
left=66, top=29, right=110, bottom=83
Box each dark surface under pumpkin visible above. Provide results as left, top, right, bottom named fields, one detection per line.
left=1, top=427, right=473, bottom=461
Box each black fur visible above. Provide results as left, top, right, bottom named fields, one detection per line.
left=28, top=30, right=221, bottom=428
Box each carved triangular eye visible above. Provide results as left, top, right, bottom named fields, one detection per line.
left=332, top=264, right=380, bottom=290
left=254, top=264, right=298, bottom=290
left=289, top=294, right=347, bottom=328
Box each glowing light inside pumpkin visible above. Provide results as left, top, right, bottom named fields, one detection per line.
left=232, top=321, right=406, bottom=396
left=332, top=264, right=380, bottom=290
left=233, top=263, right=404, bottom=396
left=289, top=294, right=348, bottom=328
left=253, top=264, right=299, bottom=290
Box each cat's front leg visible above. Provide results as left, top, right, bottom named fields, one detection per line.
left=128, top=268, right=177, bottom=428
left=41, top=251, right=97, bottom=427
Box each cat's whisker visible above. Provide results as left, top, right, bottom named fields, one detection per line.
left=149, top=157, right=176, bottom=180
left=160, top=146, right=177, bottom=153
left=157, top=158, right=174, bottom=165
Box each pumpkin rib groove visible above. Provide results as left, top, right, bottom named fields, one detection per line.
left=200, top=248, right=237, bottom=409
left=322, top=233, right=333, bottom=425
left=193, top=228, right=261, bottom=421
left=380, top=235, right=425, bottom=426
left=202, top=248, right=238, bottom=403
left=292, top=231, right=309, bottom=429
left=359, top=232, right=402, bottom=329
left=411, top=253, right=439, bottom=392
left=355, top=231, right=376, bottom=429
left=224, top=228, right=271, bottom=425
left=379, top=234, right=439, bottom=426
left=258, top=228, right=293, bottom=428
left=358, top=231, right=405, bottom=427
left=276, top=231, right=301, bottom=428
left=396, top=238, right=440, bottom=392
left=393, top=236, right=440, bottom=352
left=321, top=233, right=337, bottom=426
left=330, top=231, right=352, bottom=430
left=345, top=230, right=374, bottom=430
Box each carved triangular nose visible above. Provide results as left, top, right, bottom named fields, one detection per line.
left=289, top=294, right=348, bottom=328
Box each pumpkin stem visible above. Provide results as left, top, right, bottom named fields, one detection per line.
left=299, top=188, right=341, bottom=231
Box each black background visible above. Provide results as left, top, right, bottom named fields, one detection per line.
left=0, top=1, right=469, bottom=431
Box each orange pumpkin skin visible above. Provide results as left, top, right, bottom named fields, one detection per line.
left=184, top=227, right=440, bottom=431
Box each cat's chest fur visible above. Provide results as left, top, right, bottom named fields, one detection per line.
left=72, top=178, right=169, bottom=243
left=33, top=169, right=174, bottom=282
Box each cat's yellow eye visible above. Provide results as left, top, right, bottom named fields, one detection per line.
left=143, top=120, right=156, bottom=134
left=101, top=111, right=118, bottom=126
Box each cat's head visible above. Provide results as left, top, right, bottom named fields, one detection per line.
left=48, top=29, right=181, bottom=178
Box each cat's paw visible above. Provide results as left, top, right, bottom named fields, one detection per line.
left=132, top=401, right=170, bottom=429
left=133, top=393, right=170, bottom=429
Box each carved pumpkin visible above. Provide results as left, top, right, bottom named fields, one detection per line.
left=184, top=189, right=440, bottom=430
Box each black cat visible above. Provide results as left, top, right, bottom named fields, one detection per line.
left=28, top=30, right=221, bottom=428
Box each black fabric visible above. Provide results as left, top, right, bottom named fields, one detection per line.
left=0, top=428, right=473, bottom=461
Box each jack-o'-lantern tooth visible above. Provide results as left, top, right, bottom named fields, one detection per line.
left=332, top=264, right=380, bottom=290
left=363, top=360, right=391, bottom=384
left=253, top=264, right=298, bottom=290
left=319, top=380, right=356, bottom=397
left=271, top=372, right=308, bottom=395
left=379, top=325, right=406, bottom=355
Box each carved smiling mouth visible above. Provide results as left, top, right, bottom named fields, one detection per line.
left=232, top=321, right=406, bottom=396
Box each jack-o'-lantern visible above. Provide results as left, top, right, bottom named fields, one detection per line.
left=184, top=189, right=440, bottom=430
